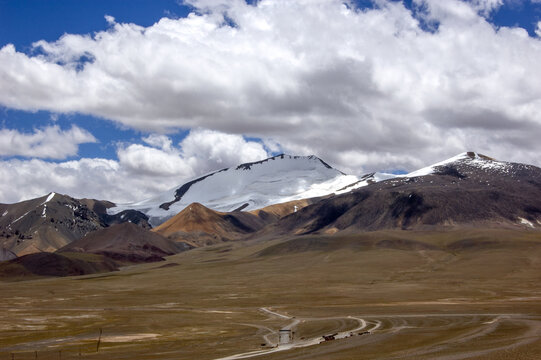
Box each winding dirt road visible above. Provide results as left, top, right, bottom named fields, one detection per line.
left=214, top=308, right=371, bottom=360
left=214, top=310, right=541, bottom=360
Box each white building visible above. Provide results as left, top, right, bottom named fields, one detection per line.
left=279, top=329, right=292, bottom=345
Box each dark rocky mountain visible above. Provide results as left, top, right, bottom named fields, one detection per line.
left=265, top=152, right=541, bottom=235
left=0, top=193, right=150, bottom=256
left=59, top=222, right=188, bottom=263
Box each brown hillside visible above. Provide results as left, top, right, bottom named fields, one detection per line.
left=153, top=202, right=268, bottom=247
left=59, top=222, right=187, bottom=263
left=248, top=198, right=322, bottom=219
left=0, top=252, right=117, bottom=279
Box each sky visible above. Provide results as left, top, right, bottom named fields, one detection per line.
left=1, top=0, right=541, bottom=204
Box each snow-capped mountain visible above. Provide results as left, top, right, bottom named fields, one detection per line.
left=110, top=152, right=513, bottom=227
left=2, top=151, right=540, bottom=262
left=269, top=151, right=541, bottom=235
left=108, top=154, right=381, bottom=226
left=402, top=151, right=517, bottom=178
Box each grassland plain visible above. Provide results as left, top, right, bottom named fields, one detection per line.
left=1, top=229, right=541, bottom=359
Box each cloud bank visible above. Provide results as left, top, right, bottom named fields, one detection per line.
left=0, top=129, right=268, bottom=203
left=0, top=125, right=96, bottom=159
left=1, top=0, right=541, bottom=201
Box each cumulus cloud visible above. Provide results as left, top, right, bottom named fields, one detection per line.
left=118, top=128, right=268, bottom=177
left=179, top=129, right=270, bottom=172
left=0, top=125, right=96, bottom=159
left=0, top=129, right=268, bottom=203
left=0, top=0, right=541, bottom=174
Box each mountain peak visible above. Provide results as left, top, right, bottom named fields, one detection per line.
left=235, top=154, right=336, bottom=171
left=405, top=151, right=508, bottom=178
left=109, top=154, right=354, bottom=226
left=464, top=151, right=495, bottom=161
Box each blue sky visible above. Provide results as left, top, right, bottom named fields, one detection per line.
left=0, top=0, right=191, bottom=48
left=1, top=0, right=541, bottom=202
left=0, top=0, right=193, bottom=159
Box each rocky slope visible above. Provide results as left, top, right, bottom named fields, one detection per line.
left=0, top=193, right=150, bottom=256
left=266, top=152, right=541, bottom=235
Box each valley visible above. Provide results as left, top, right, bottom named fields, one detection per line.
left=1, top=229, right=540, bottom=359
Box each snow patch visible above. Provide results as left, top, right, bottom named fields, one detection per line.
left=2, top=210, right=7, bottom=217
left=11, top=211, right=30, bottom=225
left=41, top=205, right=47, bottom=218
left=519, top=217, right=535, bottom=228
left=45, top=192, right=55, bottom=203
left=41, top=192, right=55, bottom=206
left=65, top=203, right=79, bottom=211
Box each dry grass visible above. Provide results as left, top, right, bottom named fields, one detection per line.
left=1, top=229, right=541, bottom=359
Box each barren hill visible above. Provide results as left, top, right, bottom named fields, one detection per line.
left=59, top=222, right=188, bottom=263
left=153, top=202, right=268, bottom=247
left=0, top=252, right=117, bottom=279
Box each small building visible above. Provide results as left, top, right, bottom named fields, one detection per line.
left=279, top=329, right=292, bottom=344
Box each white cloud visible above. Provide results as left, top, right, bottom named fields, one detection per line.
left=117, top=143, right=191, bottom=177
left=471, top=0, right=504, bottom=16
left=117, top=128, right=268, bottom=177
left=142, top=134, right=173, bottom=151
left=104, top=15, right=116, bottom=25
left=0, top=0, right=541, bottom=174
left=0, top=125, right=96, bottom=159
left=179, top=128, right=269, bottom=173
left=0, top=158, right=136, bottom=204
left=0, top=129, right=268, bottom=203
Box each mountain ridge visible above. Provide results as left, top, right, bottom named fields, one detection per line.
left=2, top=151, right=540, bottom=262
left=108, top=154, right=362, bottom=226
left=262, top=152, right=541, bottom=236
left=0, top=192, right=150, bottom=257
